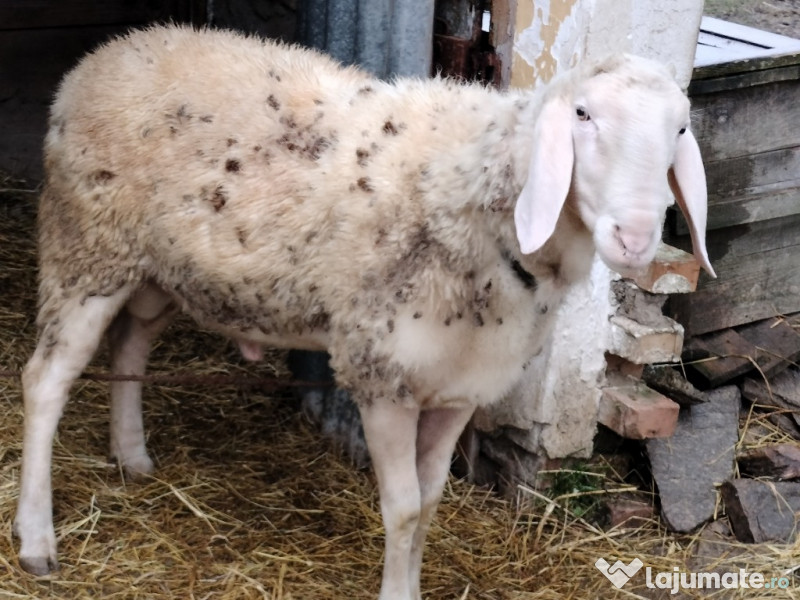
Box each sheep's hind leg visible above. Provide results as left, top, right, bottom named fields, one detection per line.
left=107, top=282, right=176, bottom=478
left=408, top=406, right=475, bottom=600
left=15, top=287, right=134, bottom=575
left=359, top=399, right=421, bottom=600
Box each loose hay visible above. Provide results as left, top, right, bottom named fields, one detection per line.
left=1, top=177, right=799, bottom=598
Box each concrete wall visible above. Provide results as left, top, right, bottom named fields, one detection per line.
left=477, top=0, right=704, bottom=461
left=510, top=0, right=702, bottom=89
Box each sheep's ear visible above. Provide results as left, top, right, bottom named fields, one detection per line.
left=514, top=96, right=574, bottom=255
left=668, top=129, right=716, bottom=277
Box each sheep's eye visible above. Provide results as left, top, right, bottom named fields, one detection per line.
left=576, top=107, right=590, bottom=121
left=678, top=127, right=687, bottom=135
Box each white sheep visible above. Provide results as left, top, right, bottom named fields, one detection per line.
left=14, top=25, right=713, bottom=600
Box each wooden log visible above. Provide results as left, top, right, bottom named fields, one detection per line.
left=721, top=479, right=800, bottom=543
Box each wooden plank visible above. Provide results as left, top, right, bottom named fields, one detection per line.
left=690, top=61, right=800, bottom=95
left=684, top=317, right=800, bottom=386
left=666, top=214, right=800, bottom=335
left=690, top=79, right=800, bottom=162
left=699, top=188, right=800, bottom=233
left=693, top=16, right=800, bottom=73
left=737, top=318, right=800, bottom=377
left=671, top=185, right=800, bottom=236
left=705, top=146, right=800, bottom=204
left=682, top=329, right=756, bottom=387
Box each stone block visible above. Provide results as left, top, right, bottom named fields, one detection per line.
left=646, top=386, right=740, bottom=532
left=721, top=479, right=800, bottom=543
left=641, top=364, right=708, bottom=406
left=737, top=444, right=800, bottom=480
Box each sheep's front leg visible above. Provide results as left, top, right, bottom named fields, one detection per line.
left=359, top=400, right=421, bottom=600
left=408, top=406, right=475, bottom=599
left=107, top=282, right=176, bottom=477
left=408, top=406, right=475, bottom=598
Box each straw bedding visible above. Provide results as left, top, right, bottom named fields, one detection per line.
left=1, top=175, right=797, bottom=598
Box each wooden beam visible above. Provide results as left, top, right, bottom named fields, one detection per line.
left=684, top=317, right=800, bottom=386
left=666, top=216, right=800, bottom=336
left=683, top=328, right=756, bottom=387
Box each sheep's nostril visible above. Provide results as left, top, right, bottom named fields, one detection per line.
left=618, top=229, right=651, bottom=255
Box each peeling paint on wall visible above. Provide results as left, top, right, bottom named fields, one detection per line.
left=512, top=0, right=593, bottom=88
left=512, top=0, right=701, bottom=90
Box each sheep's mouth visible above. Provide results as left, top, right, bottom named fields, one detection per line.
left=596, top=236, right=659, bottom=278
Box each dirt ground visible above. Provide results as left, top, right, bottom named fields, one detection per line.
left=704, top=0, right=800, bottom=37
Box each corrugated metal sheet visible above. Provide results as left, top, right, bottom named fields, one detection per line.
left=296, top=0, right=435, bottom=78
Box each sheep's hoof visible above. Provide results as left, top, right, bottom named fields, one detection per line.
left=13, top=519, right=59, bottom=576
left=111, top=453, right=155, bottom=480
left=19, top=554, right=59, bottom=576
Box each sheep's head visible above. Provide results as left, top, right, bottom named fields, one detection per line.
left=514, top=54, right=715, bottom=278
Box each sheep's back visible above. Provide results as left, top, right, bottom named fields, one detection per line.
left=41, top=28, right=505, bottom=337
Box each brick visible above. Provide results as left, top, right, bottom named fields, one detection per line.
left=633, top=242, right=701, bottom=294
left=598, top=383, right=680, bottom=439
left=608, top=315, right=684, bottom=364
left=605, top=353, right=645, bottom=379
left=605, top=498, right=654, bottom=528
